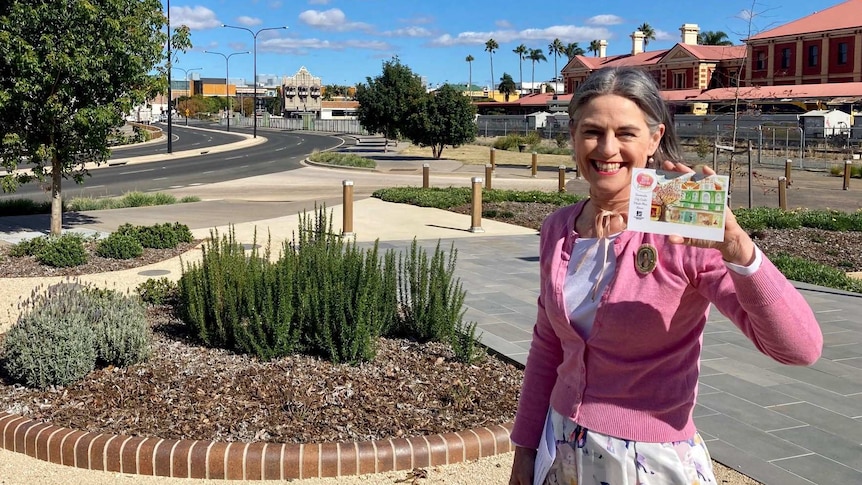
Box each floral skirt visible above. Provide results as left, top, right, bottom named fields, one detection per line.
left=541, top=409, right=716, bottom=485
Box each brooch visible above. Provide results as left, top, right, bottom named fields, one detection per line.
left=635, top=244, right=658, bottom=274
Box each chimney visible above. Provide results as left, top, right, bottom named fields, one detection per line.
left=599, top=39, right=607, bottom=57
left=631, top=30, right=645, bottom=55
left=680, top=23, right=699, bottom=45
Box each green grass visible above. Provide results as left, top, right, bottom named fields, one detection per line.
left=0, top=192, right=201, bottom=216
left=373, top=187, right=582, bottom=209
left=308, top=150, right=376, bottom=169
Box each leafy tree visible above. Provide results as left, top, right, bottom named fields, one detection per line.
left=0, top=0, right=191, bottom=235
left=498, top=73, right=517, bottom=101
left=548, top=38, right=565, bottom=83
left=564, top=42, right=585, bottom=60
left=465, top=54, right=475, bottom=97
left=513, top=44, right=528, bottom=95
left=638, top=22, right=656, bottom=48
left=355, top=56, right=425, bottom=151
left=484, top=38, right=499, bottom=98
left=403, top=85, right=476, bottom=159
left=528, top=48, right=547, bottom=94
left=698, top=30, right=733, bottom=46
left=588, top=40, right=602, bottom=57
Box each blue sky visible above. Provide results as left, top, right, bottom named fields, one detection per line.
left=165, top=0, right=839, bottom=88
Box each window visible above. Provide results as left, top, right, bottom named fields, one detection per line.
left=755, top=51, right=766, bottom=70
left=808, top=45, right=819, bottom=67
left=673, top=72, right=685, bottom=89
left=781, top=48, right=791, bottom=69
left=838, top=42, right=848, bottom=65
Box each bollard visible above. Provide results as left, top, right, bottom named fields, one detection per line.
left=342, top=180, right=354, bottom=237
left=422, top=163, right=430, bottom=189
left=489, top=147, right=496, bottom=171
left=531, top=152, right=538, bottom=178
left=785, top=159, right=793, bottom=186
left=778, top=177, right=787, bottom=210
left=558, top=166, right=567, bottom=193
left=485, top=164, right=493, bottom=190
left=844, top=160, right=853, bottom=190
left=469, top=177, right=485, bottom=233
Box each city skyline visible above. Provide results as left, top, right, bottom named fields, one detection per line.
left=165, top=0, right=842, bottom=88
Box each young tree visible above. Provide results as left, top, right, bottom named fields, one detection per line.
left=698, top=30, right=733, bottom=45
left=465, top=54, right=475, bottom=98
left=528, top=48, right=547, bottom=94
left=588, top=40, right=602, bottom=57
left=513, top=44, right=528, bottom=95
left=638, top=22, right=656, bottom=47
left=355, top=56, right=425, bottom=152
left=485, top=38, right=499, bottom=98
left=0, top=0, right=190, bottom=235
left=498, top=73, right=517, bottom=101
left=548, top=38, right=565, bottom=83
left=403, top=85, right=477, bottom=159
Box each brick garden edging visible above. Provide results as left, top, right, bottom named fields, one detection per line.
left=0, top=412, right=514, bottom=480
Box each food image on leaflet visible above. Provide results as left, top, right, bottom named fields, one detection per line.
left=627, top=168, right=729, bottom=242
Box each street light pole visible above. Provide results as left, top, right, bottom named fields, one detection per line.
left=171, top=66, right=201, bottom=125
left=205, top=51, right=249, bottom=133
left=222, top=24, right=288, bottom=138
left=166, top=0, right=172, bottom=153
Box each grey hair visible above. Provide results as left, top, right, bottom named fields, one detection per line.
left=568, top=67, right=684, bottom=165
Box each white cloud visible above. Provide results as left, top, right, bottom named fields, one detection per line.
left=381, top=26, right=433, bottom=38
left=170, top=6, right=221, bottom=30
left=257, top=37, right=391, bottom=55
left=298, top=8, right=372, bottom=32
left=429, top=25, right=612, bottom=46
left=738, top=9, right=754, bottom=22
left=654, top=29, right=675, bottom=41
left=236, top=16, right=262, bottom=27
left=587, top=15, right=624, bottom=26
left=495, top=20, right=513, bottom=29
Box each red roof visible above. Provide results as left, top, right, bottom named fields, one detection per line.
left=675, top=44, right=747, bottom=61
left=693, top=82, right=862, bottom=102
left=748, top=0, right=862, bottom=40
left=662, top=89, right=705, bottom=102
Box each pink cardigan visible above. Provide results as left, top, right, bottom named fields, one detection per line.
left=510, top=200, right=823, bottom=448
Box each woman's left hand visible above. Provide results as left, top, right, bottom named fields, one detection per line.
left=661, top=161, right=757, bottom=266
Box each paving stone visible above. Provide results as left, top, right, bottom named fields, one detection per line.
left=771, top=452, right=862, bottom=485
left=699, top=373, right=800, bottom=407
left=770, top=402, right=862, bottom=443
left=771, top=425, right=862, bottom=473
left=695, top=414, right=810, bottom=462
left=700, top=359, right=798, bottom=387
left=769, top=382, right=862, bottom=418
left=705, top=440, right=816, bottom=485
left=770, top=365, right=862, bottom=396
left=697, top=392, right=805, bottom=432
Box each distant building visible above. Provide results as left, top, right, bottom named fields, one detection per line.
left=282, top=67, right=322, bottom=118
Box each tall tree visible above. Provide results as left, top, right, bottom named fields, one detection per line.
left=564, top=42, right=585, bottom=60
left=465, top=54, right=474, bottom=98
left=355, top=56, right=425, bottom=152
left=0, top=0, right=191, bottom=235
left=484, top=38, right=499, bottom=99
left=698, top=30, right=733, bottom=45
left=588, top=40, right=602, bottom=57
left=498, top=73, right=517, bottom=101
left=528, top=48, right=546, bottom=94
left=513, top=44, right=528, bottom=95
left=638, top=22, right=656, bottom=48
left=548, top=39, right=565, bottom=84
left=403, top=85, right=476, bottom=159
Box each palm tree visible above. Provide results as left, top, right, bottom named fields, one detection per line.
left=528, top=48, right=546, bottom=94
left=548, top=38, right=565, bottom=84
left=588, top=39, right=602, bottom=57
left=698, top=30, right=733, bottom=46
left=465, top=54, right=474, bottom=98
left=513, top=44, right=528, bottom=95
left=638, top=22, right=656, bottom=48
left=498, top=73, right=516, bottom=101
left=485, top=38, right=499, bottom=98
left=564, top=42, right=585, bottom=60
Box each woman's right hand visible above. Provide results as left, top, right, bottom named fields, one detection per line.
left=508, top=446, right=538, bottom=485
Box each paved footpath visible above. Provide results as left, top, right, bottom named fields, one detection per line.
left=1, top=133, right=861, bottom=484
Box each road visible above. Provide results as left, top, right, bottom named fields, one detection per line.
left=0, top=123, right=347, bottom=201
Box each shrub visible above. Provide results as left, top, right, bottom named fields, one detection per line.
left=137, top=277, right=179, bottom=306
left=96, top=232, right=143, bottom=259
left=117, top=222, right=192, bottom=249
left=85, top=289, right=151, bottom=367
left=492, top=134, right=521, bottom=151
left=1, top=283, right=97, bottom=388
left=36, top=234, right=88, bottom=267
left=771, top=254, right=862, bottom=293
left=554, top=133, right=568, bottom=149
left=694, top=136, right=712, bottom=160
left=372, top=186, right=582, bottom=209
left=9, top=235, right=50, bottom=257
left=308, top=150, right=376, bottom=168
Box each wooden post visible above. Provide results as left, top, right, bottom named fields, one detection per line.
left=747, top=140, right=753, bottom=209
left=785, top=159, right=793, bottom=186
left=485, top=164, right=493, bottom=190
left=778, top=177, right=787, bottom=210
left=558, top=165, right=566, bottom=193
left=342, top=180, right=354, bottom=237
left=844, top=160, right=853, bottom=190
left=531, top=152, right=538, bottom=178
left=469, top=177, right=484, bottom=233
left=489, top=147, right=496, bottom=171
left=422, top=163, right=429, bottom=189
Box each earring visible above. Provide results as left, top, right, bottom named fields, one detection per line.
left=647, top=156, right=655, bottom=167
